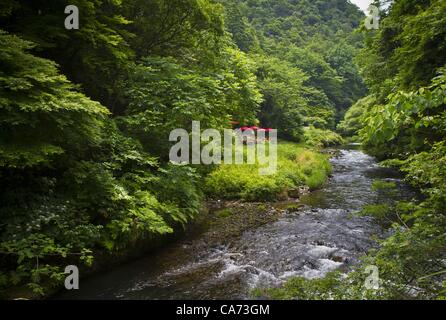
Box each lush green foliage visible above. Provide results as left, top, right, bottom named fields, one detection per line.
left=0, top=31, right=108, bottom=168
left=357, top=0, right=446, bottom=100
left=304, top=126, right=344, bottom=148
left=0, top=0, right=252, bottom=296
left=0, top=0, right=366, bottom=297
left=0, top=29, right=207, bottom=295
left=260, top=149, right=446, bottom=299
left=222, top=0, right=366, bottom=139
left=253, top=55, right=307, bottom=141
left=204, top=142, right=331, bottom=201
left=337, top=95, right=376, bottom=138
left=296, top=0, right=446, bottom=300
left=361, top=70, right=446, bottom=158
left=119, top=51, right=261, bottom=157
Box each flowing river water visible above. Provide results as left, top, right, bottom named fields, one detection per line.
left=56, top=145, right=414, bottom=300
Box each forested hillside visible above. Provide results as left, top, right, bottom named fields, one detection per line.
left=345, top=0, right=446, bottom=298
left=0, top=0, right=364, bottom=297
left=223, top=0, right=366, bottom=139
left=2, top=0, right=444, bottom=301
left=266, top=0, right=446, bottom=299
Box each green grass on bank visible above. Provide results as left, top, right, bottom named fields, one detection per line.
left=252, top=272, right=343, bottom=300
left=304, top=126, right=344, bottom=148
left=204, top=142, right=332, bottom=201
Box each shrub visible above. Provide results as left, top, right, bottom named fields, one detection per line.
left=304, top=127, right=344, bottom=148
left=204, top=142, right=331, bottom=201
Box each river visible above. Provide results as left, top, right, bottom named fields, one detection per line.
left=56, top=145, right=414, bottom=300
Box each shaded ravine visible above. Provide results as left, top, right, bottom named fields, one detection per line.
left=56, top=145, right=414, bottom=300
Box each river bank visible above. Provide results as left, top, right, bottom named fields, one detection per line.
left=53, top=145, right=415, bottom=300
left=4, top=142, right=331, bottom=300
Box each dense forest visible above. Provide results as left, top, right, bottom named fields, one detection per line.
left=0, top=0, right=445, bottom=300
left=267, top=0, right=446, bottom=299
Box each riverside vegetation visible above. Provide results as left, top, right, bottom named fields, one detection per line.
left=260, top=0, right=446, bottom=300
left=0, top=0, right=356, bottom=297
left=1, top=0, right=444, bottom=300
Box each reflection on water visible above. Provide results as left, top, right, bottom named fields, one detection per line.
left=56, top=146, right=414, bottom=300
